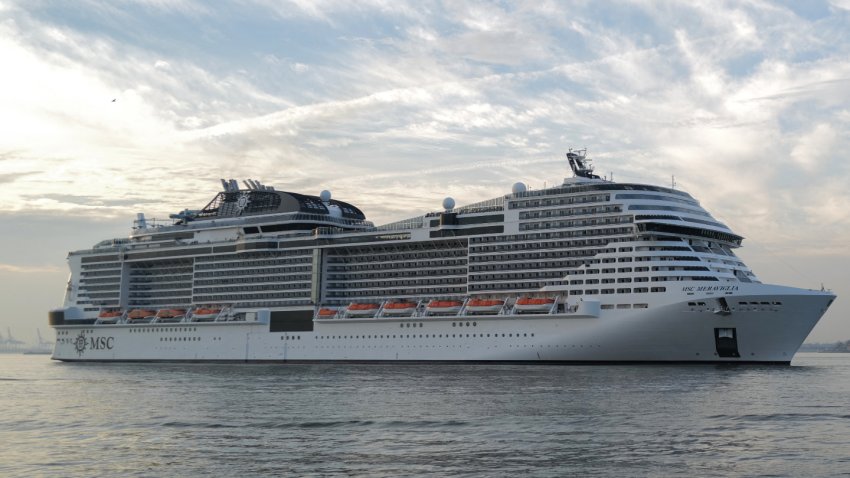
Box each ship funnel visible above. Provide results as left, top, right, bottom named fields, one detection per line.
left=136, top=213, right=147, bottom=229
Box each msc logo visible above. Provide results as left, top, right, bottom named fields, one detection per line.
left=73, top=331, right=115, bottom=356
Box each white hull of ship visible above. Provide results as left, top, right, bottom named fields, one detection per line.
left=50, top=285, right=834, bottom=364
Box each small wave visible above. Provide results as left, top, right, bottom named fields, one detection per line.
left=707, top=413, right=850, bottom=421
left=160, top=421, right=239, bottom=429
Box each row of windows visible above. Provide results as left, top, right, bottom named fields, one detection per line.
left=316, top=332, right=536, bottom=340
left=79, top=284, right=121, bottom=292
left=194, top=274, right=312, bottom=286
left=78, top=300, right=120, bottom=307
left=239, top=299, right=312, bottom=307
left=194, top=257, right=311, bottom=271
left=470, top=232, right=621, bottom=245
left=569, top=287, right=667, bottom=295
left=130, top=327, right=198, bottom=332
left=519, top=220, right=633, bottom=232
left=326, top=269, right=466, bottom=281
left=327, top=250, right=467, bottom=264
left=194, top=250, right=310, bottom=263
left=518, top=205, right=621, bottom=220
left=470, top=241, right=613, bottom=254
left=129, top=283, right=193, bottom=292
left=600, top=303, right=649, bottom=309
left=326, top=259, right=467, bottom=272
left=469, top=249, right=598, bottom=263
left=194, top=267, right=310, bottom=279
left=80, top=262, right=122, bottom=270
left=128, top=275, right=194, bottom=284
left=329, top=243, right=467, bottom=258
left=130, top=267, right=194, bottom=276
left=324, top=288, right=466, bottom=301
left=469, top=282, right=553, bottom=292
left=468, top=271, right=564, bottom=282
left=469, top=260, right=586, bottom=272
left=326, top=279, right=466, bottom=291
left=79, top=277, right=123, bottom=285
left=193, top=283, right=311, bottom=294
left=80, top=270, right=122, bottom=278
left=509, top=194, right=610, bottom=209
left=128, top=299, right=192, bottom=306
left=193, top=292, right=309, bottom=302
left=80, top=291, right=121, bottom=299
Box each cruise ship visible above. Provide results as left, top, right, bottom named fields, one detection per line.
left=49, top=151, right=836, bottom=363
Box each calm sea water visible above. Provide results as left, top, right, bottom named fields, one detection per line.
left=2, top=354, right=850, bottom=477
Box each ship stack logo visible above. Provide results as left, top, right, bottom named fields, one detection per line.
left=74, top=331, right=88, bottom=356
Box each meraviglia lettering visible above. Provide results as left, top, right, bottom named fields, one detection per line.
left=681, top=286, right=739, bottom=292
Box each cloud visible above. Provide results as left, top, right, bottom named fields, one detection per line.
left=0, top=263, right=63, bottom=273
left=1, top=0, right=849, bottom=242
left=0, top=171, right=38, bottom=184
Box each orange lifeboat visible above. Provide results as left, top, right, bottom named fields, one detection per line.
left=466, top=299, right=504, bottom=314
left=346, top=303, right=380, bottom=317
left=97, top=310, right=123, bottom=322
left=382, top=301, right=417, bottom=316
left=317, top=308, right=338, bottom=318
left=192, top=307, right=221, bottom=321
left=127, top=309, right=156, bottom=321
left=156, top=309, right=186, bottom=322
left=515, top=297, right=556, bottom=312
left=426, top=300, right=463, bottom=314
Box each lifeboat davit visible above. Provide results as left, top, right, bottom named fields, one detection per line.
left=426, top=300, right=463, bottom=314
left=317, top=308, right=338, bottom=318
left=346, top=303, right=380, bottom=317
left=97, top=310, right=123, bottom=322
left=466, top=299, right=505, bottom=314
left=127, top=309, right=156, bottom=321
left=514, top=297, right=556, bottom=312
left=382, top=302, right=417, bottom=316
left=192, top=307, right=221, bottom=321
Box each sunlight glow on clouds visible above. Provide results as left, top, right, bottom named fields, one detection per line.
left=1, top=0, right=849, bottom=247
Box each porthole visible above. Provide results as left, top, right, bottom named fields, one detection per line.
left=452, top=323, right=456, bottom=327
left=466, top=322, right=470, bottom=327
left=473, top=322, right=477, bottom=326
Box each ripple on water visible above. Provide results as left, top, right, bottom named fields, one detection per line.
left=1, top=354, right=850, bottom=477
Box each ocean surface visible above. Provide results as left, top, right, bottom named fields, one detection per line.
left=2, top=354, right=850, bottom=477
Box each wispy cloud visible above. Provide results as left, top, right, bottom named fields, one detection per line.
left=0, top=263, right=63, bottom=273
left=1, top=0, right=849, bottom=243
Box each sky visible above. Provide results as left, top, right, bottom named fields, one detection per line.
left=1, top=0, right=849, bottom=345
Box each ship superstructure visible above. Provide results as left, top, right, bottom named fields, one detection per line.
left=49, top=153, right=835, bottom=363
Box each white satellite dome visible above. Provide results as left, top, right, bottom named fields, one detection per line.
left=319, top=190, right=332, bottom=202
left=442, top=197, right=455, bottom=210
left=512, top=182, right=527, bottom=194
